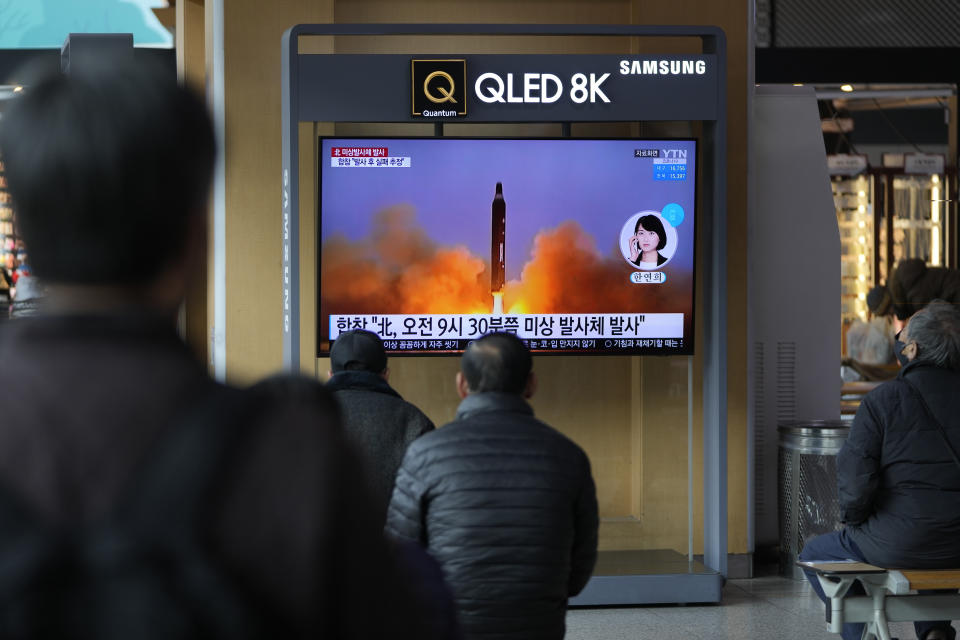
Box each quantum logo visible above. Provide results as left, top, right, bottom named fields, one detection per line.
left=423, top=71, right=457, bottom=104
left=412, top=59, right=467, bottom=117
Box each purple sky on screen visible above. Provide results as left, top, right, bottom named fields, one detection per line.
left=320, top=138, right=696, bottom=282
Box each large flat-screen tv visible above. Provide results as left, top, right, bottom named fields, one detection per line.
left=318, top=137, right=697, bottom=356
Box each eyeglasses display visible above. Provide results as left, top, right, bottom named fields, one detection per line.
left=832, top=173, right=874, bottom=345
left=832, top=167, right=957, bottom=357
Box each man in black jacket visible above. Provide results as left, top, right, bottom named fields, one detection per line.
left=0, top=56, right=431, bottom=638
left=800, top=301, right=960, bottom=640
left=386, top=332, right=599, bottom=640
left=326, top=329, right=434, bottom=527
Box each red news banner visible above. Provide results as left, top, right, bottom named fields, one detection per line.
left=331, top=147, right=388, bottom=157
left=330, top=147, right=411, bottom=168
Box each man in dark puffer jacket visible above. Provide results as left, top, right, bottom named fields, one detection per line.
left=326, top=329, right=434, bottom=528
left=800, top=301, right=960, bottom=640
left=386, top=332, right=598, bottom=640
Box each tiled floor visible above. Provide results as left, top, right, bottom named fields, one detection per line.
left=567, top=573, right=925, bottom=639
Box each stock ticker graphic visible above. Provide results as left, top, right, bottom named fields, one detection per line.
left=320, top=138, right=696, bottom=355
left=411, top=59, right=467, bottom=117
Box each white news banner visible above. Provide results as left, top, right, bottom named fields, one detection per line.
left=330, top=312, right=684, bottom=341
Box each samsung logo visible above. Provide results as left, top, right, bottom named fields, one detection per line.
left=619, top=60, right=707, bottom=76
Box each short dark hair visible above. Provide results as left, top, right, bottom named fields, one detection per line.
left=0, top=56, right=215, bottom=285
left=635, top=214, right=667, bottom=251
left=907, top=300, right=960, bottom=370
left=461, top=332, right=532, bottom=394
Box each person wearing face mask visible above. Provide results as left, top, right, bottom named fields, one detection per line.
left=799, top=300, right=960, bottom=640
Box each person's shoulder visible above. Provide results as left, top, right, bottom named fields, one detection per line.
left=398, top=399, right=434, bottom=430
left=505, top=416, right=594, bottom=478
left=858, top=373, right=919, bottom=426
left=247, top=373, right=339, bottom=413
left=330, top=384, right=394, bottom=404
left=900, top=362, right=960, bottom=392
left=401, top=418, right=473, bottom=460
left=434, top=413, right=586, bottom=458
left=397, top=395, right=431, bottom=418
left=406, top=420, right=455, bottom=447
left=334, top=383, right=423, bottom=417
left=357, top=391, right=434, bottom=435
left=240, top=374, right=343, bottom=444
left=863, top=376, right=908, bottom=405
left=215, top=374, right=349, bottom=518
left=537, top=417, right=591, bottom=456
left=206, top=375, right=383, bottom=630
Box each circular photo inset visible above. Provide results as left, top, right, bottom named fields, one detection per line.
left=620, top=211, right=678, bottom=270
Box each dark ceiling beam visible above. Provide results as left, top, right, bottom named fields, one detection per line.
left=0, top=48, right=175, bottom=86
left=756, top=48, right=960, bottom=85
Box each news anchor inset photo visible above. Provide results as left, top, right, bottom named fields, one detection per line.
left=620, top=211, right=678, bottom=270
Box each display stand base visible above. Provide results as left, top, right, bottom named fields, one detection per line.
left=570, top=549, right=723, bottom=606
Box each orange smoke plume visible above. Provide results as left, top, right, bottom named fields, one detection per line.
left=320, top=205, right=490, bottom=319
left=504, top=221, right=689, bottom=315
left=321, top=210, right=691, bottom=341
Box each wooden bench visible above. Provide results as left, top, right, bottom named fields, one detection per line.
left=799, top=561, right=960, bottom=640
left=841, top=381, right=884, bottom=416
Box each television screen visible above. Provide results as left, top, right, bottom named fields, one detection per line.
left=318, top=137, right=697, bottom=355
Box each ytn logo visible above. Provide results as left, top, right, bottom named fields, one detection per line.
left=411, top=59, right=467, bottom=117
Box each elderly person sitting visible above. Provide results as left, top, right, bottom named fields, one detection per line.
left=800, top=300, right=960, bottom=640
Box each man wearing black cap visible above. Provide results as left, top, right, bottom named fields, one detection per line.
left=327, top=329, right=434, bottom=527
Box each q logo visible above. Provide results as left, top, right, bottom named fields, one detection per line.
left=423, top=71, right=457, bottom=104
left=412, top=59, right=467, bottom=117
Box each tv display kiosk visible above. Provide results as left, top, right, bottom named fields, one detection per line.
left=282, top=23, right=728, bottom=605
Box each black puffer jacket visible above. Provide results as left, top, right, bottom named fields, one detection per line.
left=326, top=370, right=434, bottom=529
left=840, top=360, right=960, bottom=568
left=386, top=392, right=598, bottom=640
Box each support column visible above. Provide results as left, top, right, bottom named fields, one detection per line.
left=176, top=0, right=209, bottom=367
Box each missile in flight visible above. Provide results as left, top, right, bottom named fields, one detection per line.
left=491, top=182, right=505, bottom=294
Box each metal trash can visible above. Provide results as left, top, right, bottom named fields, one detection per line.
left=778, top=421, right=850, bottom=580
